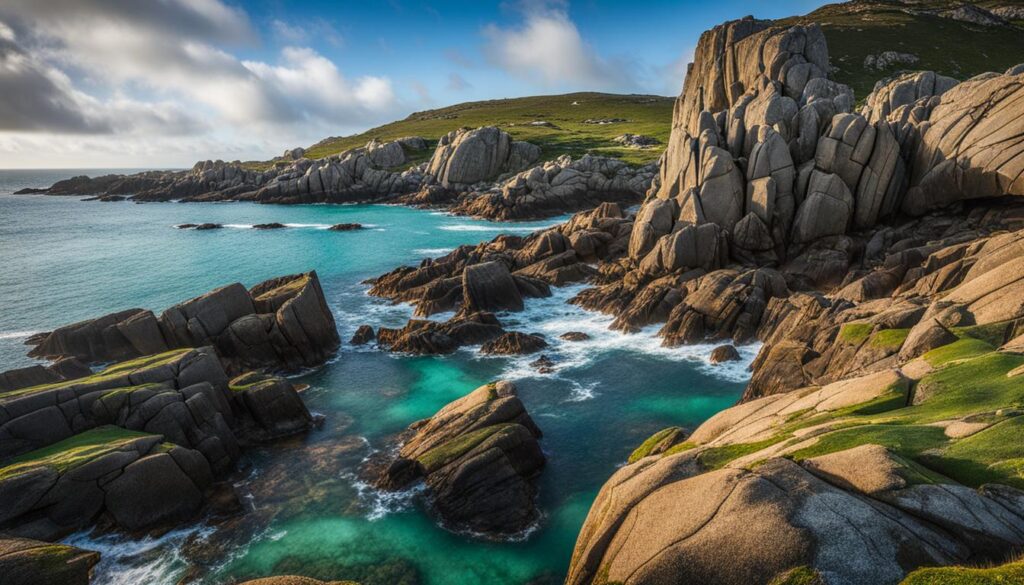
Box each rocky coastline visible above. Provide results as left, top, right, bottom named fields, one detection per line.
left=6, top=5, right=1024, bottom=585
left=15, top=125, right=657, bottom=222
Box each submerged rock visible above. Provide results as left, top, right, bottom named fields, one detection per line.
left=253, top=223, right=287, bottom=230
left=328, top=223, right=363, bottom=231
left=480, top=332, right=548, bottom=355
left=378, top=381, right=544, bottom=536
left=709, top=344, right=741, bottom=363
left=350, top=325, right=375, bottom=345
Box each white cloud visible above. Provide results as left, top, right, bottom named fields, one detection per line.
left=481, top=2, right=636, bottom=91
left=0, top=0, right=403, bottom=166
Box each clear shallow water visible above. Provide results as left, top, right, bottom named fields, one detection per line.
left=0, top=172, right=754, bottom=585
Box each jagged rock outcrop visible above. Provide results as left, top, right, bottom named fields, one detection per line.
left=426, top=126, right=539, bottom=189
left=377, top=381, right=544, bottom=536
left=0, top=535, right=99, bottom=585
left=448, top=155, right=656, bottom=220
left=376, top=312, right=505, bottom=355
left=0, top=426, right=213, bottom=540
left=27, top=272, right=340, bottom=375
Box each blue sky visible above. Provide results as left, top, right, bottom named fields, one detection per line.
left=0, top=0, right=826, bottom=168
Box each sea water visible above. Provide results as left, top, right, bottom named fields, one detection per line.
left=0, top=172, right=755, bottom=585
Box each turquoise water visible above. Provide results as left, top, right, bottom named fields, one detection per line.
left=0, top=173, right=754, bottom=585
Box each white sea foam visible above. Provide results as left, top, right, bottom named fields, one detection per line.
left=481, top=284, right=759, bottom=385
left=63, top=525, right=210, bottom=585
left=0, top=330, right=39, bottom=340
left=439, top=223, right=557, bottom=233
left=412, top=247, right=454, bottom=256
left=348, top=474, right=426, bottom=521
left=222, top=223, right=253, bottom=229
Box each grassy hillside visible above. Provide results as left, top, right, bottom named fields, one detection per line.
left=302, top=92, right=673, bottom=166
left=780, top=0, right=1024, bottom=100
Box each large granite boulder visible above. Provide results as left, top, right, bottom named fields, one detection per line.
left=904, top=69, right=1024, bottom=215
left=426, top=127, right=539, bottom=189
left=378, top=381, right=544, bottom=536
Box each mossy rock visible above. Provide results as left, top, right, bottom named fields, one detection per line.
left=628, top=426, right=688, bottom=463
left=838, top=322, right=873, bottom=345
left=899, top=558, right=1024, bottom=584
left=0, top=425, right=156, bottom=481
left=770, top=566, right=824, bottom=585
left=1, top=348, right=193, bottom=399
left=415, top=423, right=514, bottom=472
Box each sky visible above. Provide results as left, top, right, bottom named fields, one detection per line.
left=0, top=0, right=827, bottom=169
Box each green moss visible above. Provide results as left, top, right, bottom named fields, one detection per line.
left=870, top=328, right=910, bottom=351
left=0, top=426, right=154, bottom=481
left=923, top=338, right=996, bottom=368
left=904, top=352, right=1024, bottom=424
left=899, top=558, right=1024, bottom=584
left=788, top=424, right=949, bottom=462
left=923, top=416, right=1024, bottom=489
left=770, top=566, right=823, bottom=585
left=3, top=348, right=193, bottom=400
left=951, top=321, right=1015, bottom=349
left=838, top=322, right=873, bottom=345
left=698, top=436, right=790, bottom=470
left=416, top=424, right=513, bottom=472
left=662, top=441, right=697, bottom=457
left=628, top=427, right=682, bottom=463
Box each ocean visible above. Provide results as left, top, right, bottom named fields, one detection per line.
left=0, top=170, right=754, bottom=585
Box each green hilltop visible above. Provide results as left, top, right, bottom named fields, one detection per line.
left=301, top=92, right=674, bottom=166
left=780, top=0, right=1024, bottom=100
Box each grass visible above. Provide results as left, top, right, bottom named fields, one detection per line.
left=838, top=322, right=873, bottom=345
left=416, top=423, right=514, bottom=472
left=788, top=424, right=948, bottom=461
left=870, top=328, right=910, bottom=350
left=770, top=566, right=823, bottom=585
left=923, top=416, right=1024, bottom=489
left=698, top=436, right=790, bottom=469
left=780, top=1, right=1024, bottom=102
left=952, top=321, right=1016, bottom=347
left=300, top=92, right=673, bottom=166
left=686, top=344, right=1024, bottom=490
left=900, top=558, right=1024, bottom=584
left=0, top=426, right=154, bottom=481
left=922, top=338, right=996, bottom=367
left=628, top=427, right=684, bottom=463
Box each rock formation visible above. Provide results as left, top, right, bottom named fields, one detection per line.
left=27, top=272, right=340, bottom=375
left=377, top=381, right=544, bottom=536
left=425, top=126, right=539, bottom=189
left=446, top=155, right=656, bottom=221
